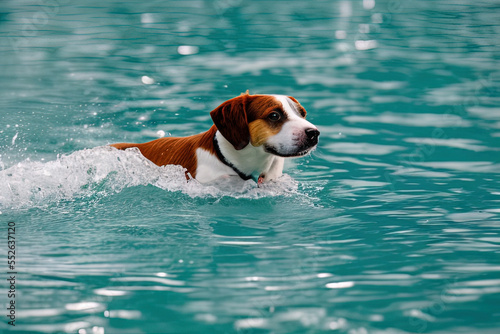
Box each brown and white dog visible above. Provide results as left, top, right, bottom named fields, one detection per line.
left=111, top=93, right=319, bottom=184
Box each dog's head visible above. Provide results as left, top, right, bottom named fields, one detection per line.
left=210, top=93, right=319, bottom=157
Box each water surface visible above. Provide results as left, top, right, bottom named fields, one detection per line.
left=1, top=0, right=500, bottom=333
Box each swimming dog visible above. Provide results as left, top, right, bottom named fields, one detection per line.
left=111, top=93, right=319, bottom=184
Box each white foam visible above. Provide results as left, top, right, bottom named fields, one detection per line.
left=0, top=147, right=304, bottom=210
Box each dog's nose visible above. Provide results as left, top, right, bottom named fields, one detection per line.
left=305, top=128, right=320, bottom=145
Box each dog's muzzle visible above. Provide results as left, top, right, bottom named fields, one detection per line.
left=264, top=127, right=320, bottom=157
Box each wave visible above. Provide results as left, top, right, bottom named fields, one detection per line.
left=0, top=147, right=307, bottom=210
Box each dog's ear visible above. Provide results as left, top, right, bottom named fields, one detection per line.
left=288, top=95, right=307, bottom=117
left=210, top=95, right=251, bottom=150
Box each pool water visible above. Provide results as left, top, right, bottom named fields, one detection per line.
left=1, top=0, right=500, bottom=333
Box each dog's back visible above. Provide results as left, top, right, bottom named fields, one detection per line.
left=111, top=125, right=217, bottom=178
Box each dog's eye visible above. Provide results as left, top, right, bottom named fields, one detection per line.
left=268, top=111, right=281, bottom=121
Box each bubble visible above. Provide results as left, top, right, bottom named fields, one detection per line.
left=141, top=76, right=155, bottom=85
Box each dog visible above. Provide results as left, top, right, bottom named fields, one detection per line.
left=110, top=93, right=319, bottom=184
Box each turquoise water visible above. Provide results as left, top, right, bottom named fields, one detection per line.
left=1, top=0, right=500, bottom=333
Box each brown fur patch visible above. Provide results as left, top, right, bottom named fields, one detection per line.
left=245, top=95, right=286, bottom=146
left=110, top=125, right=217, bottom=179
left=248, top=119, right=281, bottom=146
left=246, top=95, right=283, bottom=121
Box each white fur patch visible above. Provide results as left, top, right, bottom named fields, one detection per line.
left=214, top=131, right=284, bottom=182
left=195, top=148, right=235, bottom=183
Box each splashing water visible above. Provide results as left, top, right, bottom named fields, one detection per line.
left=0, top=147, right=308, bottom=210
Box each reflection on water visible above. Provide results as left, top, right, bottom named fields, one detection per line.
left=1, top=0, right=500, bottom=333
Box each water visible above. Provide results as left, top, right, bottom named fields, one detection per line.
left=1, top=0, right=500, bottom=333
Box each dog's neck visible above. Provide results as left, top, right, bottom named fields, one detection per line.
left=214, top=130, right=283, bottom=182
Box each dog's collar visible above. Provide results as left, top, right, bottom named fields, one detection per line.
left=213, top=135, right=255, bottom=182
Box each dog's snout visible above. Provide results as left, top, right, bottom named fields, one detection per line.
left=305, top=128, right=320, bottom=145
